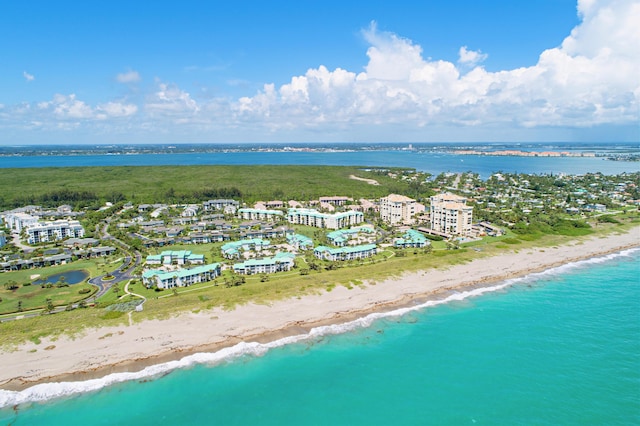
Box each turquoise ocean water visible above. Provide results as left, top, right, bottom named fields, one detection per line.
left=1, top=249, right=639, bottom=425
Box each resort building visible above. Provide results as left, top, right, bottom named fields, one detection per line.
left=145, top=250, right=205, bottom=266
left=287, top=208, right=364, bottom=230
left=142, top=263, right=221, bottom=289
left=429, top=193, right=474, bottom=236
left=394, top=229, right=429, bottom=248
left=221, top=238, right=270, bottom=259
left=380, top=194, right=417, bottom=225
left=26, top=220, right=85, bottom=244
left=238, top=208, right=284, bottom=222
left=326, top=226, right=375, bottom=247
left=286, top=233, right=314, bottom=251
left=233, top=252, right=296, bottom=275
left=314, top=244, right=377, bottom=261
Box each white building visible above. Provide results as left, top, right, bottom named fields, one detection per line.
left=203, top=199, right=239, bottom=211
left=380, top=194, right=417, bottom=225
left=238, top=208, right=284, bottom=221
left=3, top=212, right=39, bottom=232
left=287, top=208, right=364, bottom=230
left=26, top=220, right=85, bottom=244
left=429, top=193, right=473, bottom=236
left=319, top=196, right=352, bottom=206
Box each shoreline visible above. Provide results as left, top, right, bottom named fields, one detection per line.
left=1, top=228, right=638, bottom=393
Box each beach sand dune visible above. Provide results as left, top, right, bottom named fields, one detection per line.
left=1, top=228, right=638, bottom=390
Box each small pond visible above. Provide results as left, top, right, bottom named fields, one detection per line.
left=33, top=270, right=89, bottom=285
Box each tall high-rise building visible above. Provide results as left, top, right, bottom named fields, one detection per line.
left=429, top=193, right=473, bottom=235
left=380, top=194, right=417, bottom=225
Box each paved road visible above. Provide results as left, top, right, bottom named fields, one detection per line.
left=90, top=250, right=142, bottom=298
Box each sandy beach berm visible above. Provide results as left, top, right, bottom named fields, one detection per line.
left=1, top=228, right=638, bottom=391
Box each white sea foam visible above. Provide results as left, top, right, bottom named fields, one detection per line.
left=1, top=247, right=637, bottom=409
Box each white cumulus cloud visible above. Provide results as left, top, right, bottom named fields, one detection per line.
left=458, top=46, right=488, bottom=67
left=116, top=70, right=141, bottom=83
left=233, top=0, right=639, bottom=133
left=23, top=71, right=35, bottom=82
left=145, top=82, right=199, bottom=117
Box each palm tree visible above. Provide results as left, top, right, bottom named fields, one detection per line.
left=46, top=298, right=54, bottom=314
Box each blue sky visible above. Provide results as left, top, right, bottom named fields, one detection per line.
left=1, top=0, right=638, bottom=144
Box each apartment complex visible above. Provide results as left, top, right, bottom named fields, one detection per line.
left=233, top=252, right=296, bottom=275
left=394, top=229, right=429, bottom=248
left=238, top=208, right=283, bottom=221
left=142, top=263, right=221, bottom=289
left=287, top=208, right=364, bottom=230
left=380, top=194, right=417, bottom=225
left=429, top=193, right=473, bottom=235
left=26, top=220, right=85, bottom=244
left=203, top=199, right=239, bottom=211
left=3, top=212, right=39, bottom=232
left=314, top=244, right=377, bottom=261
left=145, top=250, right=205, bottom=266
left=221, top=238, right=270, bottom=259
left=318, top=196, right=352, bottom=206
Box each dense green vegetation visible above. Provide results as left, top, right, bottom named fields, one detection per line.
left=0, top=165, right=429, bottom=209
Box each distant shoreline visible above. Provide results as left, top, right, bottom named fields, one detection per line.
left=1, top=227, right=638, bottom=397
left=1, top=141, right=637, bottom=157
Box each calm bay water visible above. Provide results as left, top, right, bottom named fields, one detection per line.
left=1, top=150, right=638, bottom=178
left=1, top=250, right=639, bottom=425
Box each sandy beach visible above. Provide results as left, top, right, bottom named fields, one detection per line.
left=1, top=228, right=638, bottom=391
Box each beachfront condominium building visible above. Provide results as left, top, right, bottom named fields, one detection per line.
left=287, top=208, right=364, bottom=230
left=380, top=194, right=417, bottom=225
left=394, top=229, right=429, bottom=248
left=233, top=252, right=296, bottom=275
left=429, top=193, right=473, bottom=236
left=26, top=220, right=85, bottom=244
left=142, top=263, right=221, bottom=289
left=314, top=244, right=377, bottom=261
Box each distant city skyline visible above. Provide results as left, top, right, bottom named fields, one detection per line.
left=1, top=0, right=638, bottom=145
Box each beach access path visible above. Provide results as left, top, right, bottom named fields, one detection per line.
left=1, top=227, right=638, bottom=390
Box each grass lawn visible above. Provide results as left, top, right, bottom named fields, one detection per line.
left=0, top=281, right=96, bottom=315
left=0, top=257, right=125, bottom=315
